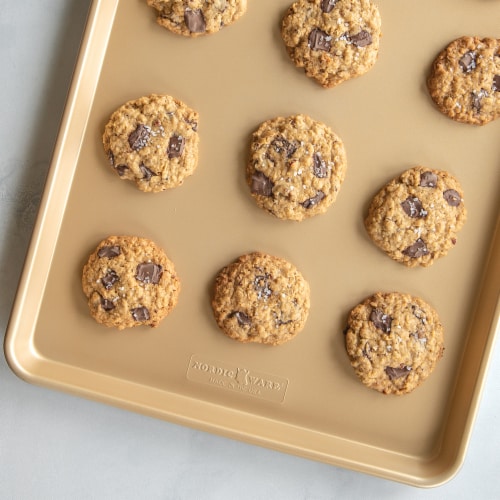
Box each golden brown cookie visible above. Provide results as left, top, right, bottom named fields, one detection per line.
left=427, top=36, right=500, bottom=125
left=103, top=94, right=199, bottom=193
left=146, top=0, right=248, bottom=37
left=281, top=0, right=382, bottom=88
left=365, top=166, right=466, bottom=267
left=211, top=252, right=310, bottom=345
left=344, top=292, right=445, bottom=395
left=247, top=114, right=347, bottom=221
left=82, top=236, right=181, bottom=329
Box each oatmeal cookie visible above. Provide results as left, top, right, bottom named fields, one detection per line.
left=146, top=0, right=247, bottom=37
left=103, top=94, right=199, bottom=193
left=211, top=252, right=310, bottom=345
left=344, top=291, right=445, bottom=395
left=281, top=0, right=382, bottom=88
left=247, top=114, right=347, bottom=221
left=82, top=235, right=181, bottom=329
left=365, top=166, right=466, bottom=267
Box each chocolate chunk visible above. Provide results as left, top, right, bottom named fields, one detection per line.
left=309, top=28, right=332, bottom=51
left=401, top=197, right=427, bottom=218
left=370, top=308, right=392, bottom=333
left=254, top=274, right=272, bottom=299
left=493, top=75, right=500, bottom=92
left=385, top=365, right=412, bottom=380
left=185, top=118, right=198, bottom=132
left=443, top=189, right=461, bottom=207
left=313, top=152, right=328, bottom=178
left=471, top=89, right=487, bottom=113
left=270, top=136, right=297, bottom=157
left=167, top=135, right=185, bottom=159
left=419, top=171, right=438, bottom=188
left=321, top=0, right=338, bottom=13
left=102, top=269, right=119, bottom=290
left=98, top=245, right=121, bottom=258
left=115, top=164, right=129, bottom=177
left=131, top=306, right=150, bottom=322
left=108, top=151, right=115, bottom=167
left=100, top=297, right=115, bottom=312
left=232, top=311, right=252, bottom=327
left=251, top=171, right=274, bottom=197
left=140, top=164, right=155, bottom=181
left=302, top=191, right=326, bottom=209
left=135, top=262, right=163, bottom=284
left=128, top=124, right=150, bottom=151
left=459, top=51, right=476, bottom=73
left=403, top=238, right=429, bottom=258
left=184, top=8, right=206, bottom=33
left=349, top=30, right=372, bottom=47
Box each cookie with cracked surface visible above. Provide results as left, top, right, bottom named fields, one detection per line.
left=247, top=114, right=347, bottom=221
left=281, top=0, right=382, bottom=88
left=365, top=166, right=466, bottom=267
left=211, top=252, right=310, bottom=345
left=82, top=236, right=181, bottom=329
left=103, top=94, right=199, bottom=193
left=146, top=0, right=247, bottom=37
left=427, top=36, right=500, bottom=125
left=344, top=292, right=445, bottom=395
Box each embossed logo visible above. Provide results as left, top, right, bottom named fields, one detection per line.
left=187, top=354, right=288, bottom=403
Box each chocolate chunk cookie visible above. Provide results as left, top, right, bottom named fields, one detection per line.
left=281, top=0, right=382, bottom=88
left=146, top=0, right=247, bottom=37
left=103, top=94, right=199, bottom=193
left=365, top=166, right=466, bottom=267
left=211, top=252, right=310, bottom=345
left=82, top=236, right=181, bottom=329
left=427, top=36, right=500, bottom=125
left=247, top=114, right=347, bottom=221
left=344, top=292, right=445, bottom=395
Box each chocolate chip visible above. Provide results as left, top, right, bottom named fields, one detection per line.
left=471, top=89, right=487, bottom=113
left=140, top=164, right=155, bottom=181
left=401, top=197, right=427, bottom=218
left=459, top=51, right=476, bottom=73
left=167, top=135, right=185, bottom=159
left=309, top=28, right=332, bottom=51
left=128, top=124, right=150, bottom=151
left=493, top=75, right=500, bottom=92
left=302, top=191, right=326, bottom=209
left=270, top=136, right=297, bottom=157
left=403, top=238, right=429, bottom=258
left=313, top=152, right=328, bottom=178
left=370, top=308, right=392, bottom=333
left=385, top=365, right=411, bottom=380
left=349, top=30, right=372, bottom=47
left=102, top=269, right=119, bottom=290
left=135, top=262, right=163, bottom=284
left=131, top=306, right=150, bottom=322
left=100, top=297, right=115, bottom=312
left=98, top=245, right=121, bottom=258
left=108, top=151, right=115, bottom=167
left=115, top=165, right=128, bottom=176
left=321, top=0, right=338, bottom=13
left=184, top=8, right=206, bottom=33
left=419, top=171, right=438, bottom=188
left=251, top=171, right=274, bottom=197
left=443, top=189, right=461, bottom=207
left=232, top=311, right=251, bottom=327
left=254, top=274, right=272, bottom=299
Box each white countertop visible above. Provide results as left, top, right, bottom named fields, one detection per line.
left=1, top=2, right=499, bottom=498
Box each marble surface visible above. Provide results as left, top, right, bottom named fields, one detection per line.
left=1, top=2, right=499, bottom=498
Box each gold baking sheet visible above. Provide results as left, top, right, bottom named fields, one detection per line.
left=4, top=0, right=500, bottom=487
